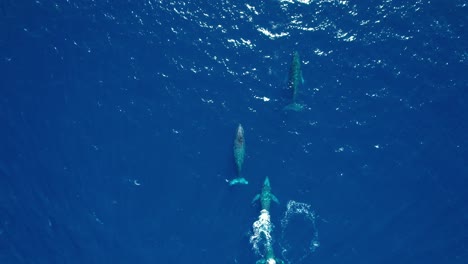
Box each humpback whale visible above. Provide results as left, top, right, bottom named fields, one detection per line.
left=284, top=51, right=305, bottom=111
left=251, top=177, right=283, bottom=264
left=229, top=124, right=248, bottom=186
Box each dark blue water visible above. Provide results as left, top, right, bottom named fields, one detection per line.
left=1, top=1, right=467, bottom=263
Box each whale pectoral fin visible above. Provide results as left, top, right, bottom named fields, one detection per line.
left=252, top=194, right=260, bottom=204
left=272, top=194, right=280, bottom=204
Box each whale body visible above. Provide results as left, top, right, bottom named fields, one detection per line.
left=229, top=124, right=248, bottom=186
left=252, top=177, right=279, bottom=212
left=234, top=124, right=245, bottom=173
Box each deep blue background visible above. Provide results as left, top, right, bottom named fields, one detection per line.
left=0, top=1, right=467, bottom=263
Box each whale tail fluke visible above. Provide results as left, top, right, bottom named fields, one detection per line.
left=284, top=102, right=305, bottom=111
left=229, top=177, right=249, bottom=186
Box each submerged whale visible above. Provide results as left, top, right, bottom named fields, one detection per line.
left=284, top=51, right=305, bottom=111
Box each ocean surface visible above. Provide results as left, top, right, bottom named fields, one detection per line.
left=1, top=0, right=467, bottom=263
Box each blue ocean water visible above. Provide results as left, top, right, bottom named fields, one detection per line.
left=0, top=0, right=467, bottom=263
